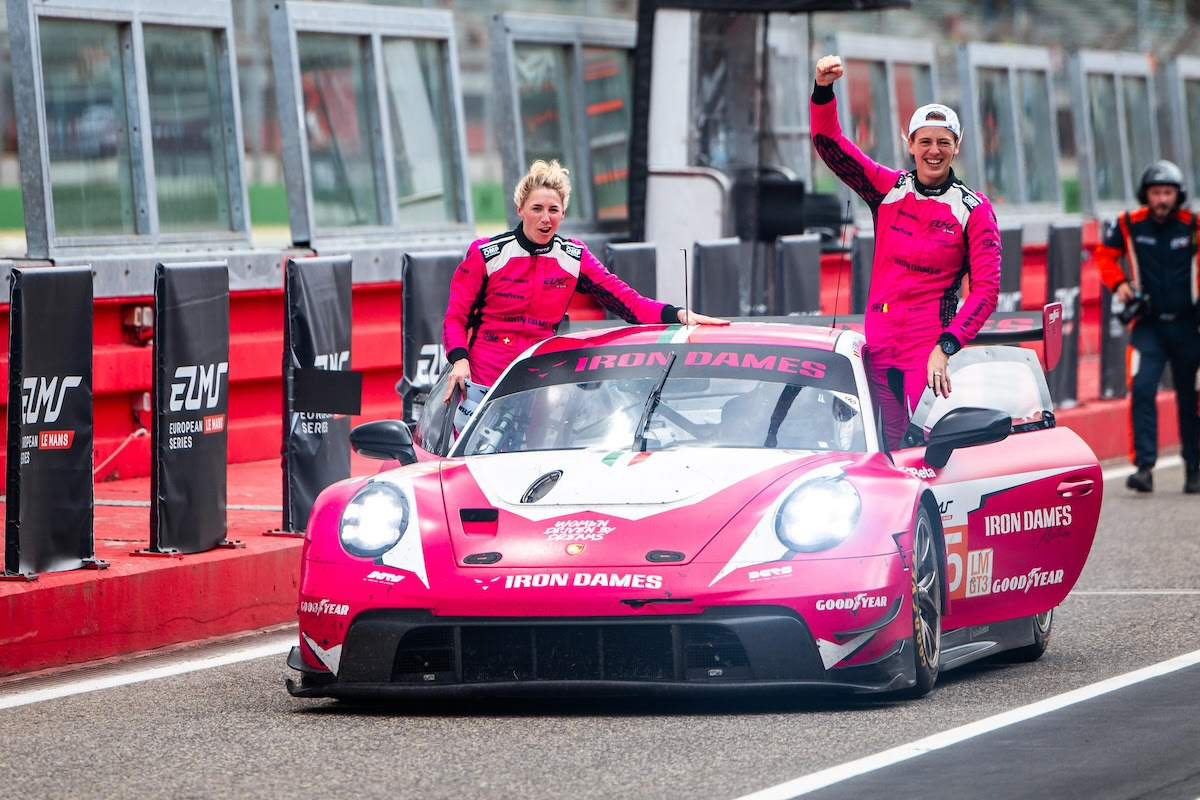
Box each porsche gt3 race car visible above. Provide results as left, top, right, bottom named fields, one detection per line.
left=286, top=308, right=1101, bottom=700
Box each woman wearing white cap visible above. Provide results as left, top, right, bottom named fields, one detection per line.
left=810, top=54, right=1001, bottom=449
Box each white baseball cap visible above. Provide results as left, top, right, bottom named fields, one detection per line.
left=907, top=103, right=961, bottom=140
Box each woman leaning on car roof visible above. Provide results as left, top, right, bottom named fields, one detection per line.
left=441, top=158, right=728, bottom=419
left=810, top=55, right=1001, bottom=449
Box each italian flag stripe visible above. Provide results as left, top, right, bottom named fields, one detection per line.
left=601, top=450, right=653, bottom=467
left=656, top=326, right=681, bottom=343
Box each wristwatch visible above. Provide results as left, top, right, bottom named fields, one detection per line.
left=938, top=333, right=961, bottom=356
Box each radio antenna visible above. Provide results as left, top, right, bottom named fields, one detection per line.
left=681, top=248, right=690, bottom=326
left=831, top=199, right=852, bottom=329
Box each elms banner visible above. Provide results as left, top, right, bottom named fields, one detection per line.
left=4, top=266, right=96, bottom=576
left=283, top=255, right=360, bottom=532
left=150, top=262, right=231, bottom=554
left=401, top=250, right=460, bottom=423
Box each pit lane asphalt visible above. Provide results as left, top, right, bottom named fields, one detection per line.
left=1, top=462, right=1197, bottom=800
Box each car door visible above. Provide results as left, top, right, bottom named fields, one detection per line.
left=891, top=346, right=1103, bottom=629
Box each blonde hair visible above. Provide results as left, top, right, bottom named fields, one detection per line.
left=514, top=159, right=571, bottom=211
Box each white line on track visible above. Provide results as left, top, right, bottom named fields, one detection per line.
left=0, top=634, right=294, bottom=711
left=733, top=647, right=1200, bottom=800
left=1072, top=590, right=1200, bottom=595
left=732, top=454, right=1191, bottom=799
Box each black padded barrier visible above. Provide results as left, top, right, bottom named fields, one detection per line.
left=692, top=237, right=751, bottom=318
left=148, top=262, right=233, bottom=555
left=775, top=233, right=822, bottom=315
left=1100, top=283, right=1130, bottom=399
left=997, top=225, right=1023, bottom=312
left=283, top=255, right=360, bottom=533
left=3, top=266, right=101, bottom=577
left=603, top=241, right=658, bottom=318
left=401, top=249, right=461, bottom=424
left=1046, top=223, right=1083, bottom=407
left=849, top=231, right=875, bottom=315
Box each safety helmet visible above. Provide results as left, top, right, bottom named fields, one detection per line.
left=1137, top=159, right=1187, bottom=206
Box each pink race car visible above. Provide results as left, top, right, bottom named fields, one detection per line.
left=286, top=308, right=1100, bottom=700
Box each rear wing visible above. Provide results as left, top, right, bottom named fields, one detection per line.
left=560, top=303, right=1064, bottom=370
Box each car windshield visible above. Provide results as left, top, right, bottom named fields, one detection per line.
left=456, top=343, right=865, bottom=455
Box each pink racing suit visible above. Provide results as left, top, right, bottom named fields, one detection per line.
left=810, top=87, right=1001, bottom=448
left=443, top=225, right=680, bottom=388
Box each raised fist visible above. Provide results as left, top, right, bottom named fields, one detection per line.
left=815, top=55, right=843, bottom=87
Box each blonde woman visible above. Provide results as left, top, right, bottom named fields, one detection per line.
left=442, top=159, right=726, bottom=415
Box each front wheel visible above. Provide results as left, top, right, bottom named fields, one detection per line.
left=899, top=504, right=942, bottom=698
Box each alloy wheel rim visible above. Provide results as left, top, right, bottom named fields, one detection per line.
left=914, top=512, right=941, bottom=670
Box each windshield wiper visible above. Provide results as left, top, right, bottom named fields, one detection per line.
left=631, top=352, right=676, bottom=452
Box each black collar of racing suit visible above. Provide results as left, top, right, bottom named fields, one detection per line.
left=913, top=168, right=957, bottom=197
left=513, top=224, right=556, bottom=255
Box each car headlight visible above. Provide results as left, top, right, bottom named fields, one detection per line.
left=339, top=482, right=410, bottom=558
left=774, top=478, right=861, bottom=552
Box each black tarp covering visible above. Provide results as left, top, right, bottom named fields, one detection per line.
left=283, top=255, right=354, bottom=532
left=1099, top=285, right=1131, bottom=399
left=775, top=233, right=822, bottom=314
left=401, top=250, right=460, bottom=424
left=849, top=231, right=874, bottom=314
left=150, top=262, right=231, bottom=555
left=693, top=238, right=752, bottom=317
left=1046, top=223, right=1083, bottom=406
left=629, top=0, right=912, bottom=240
left=997, top=225, right=1024, bottom=312
left=4, top=267, right=95, bottom=576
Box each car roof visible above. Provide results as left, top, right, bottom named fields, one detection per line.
left=535, top=321, right=849, bottom=355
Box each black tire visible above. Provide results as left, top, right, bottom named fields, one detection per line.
left=993, top=608, right=1054, bottom=663
left=899, top=504, right=942, bottom=698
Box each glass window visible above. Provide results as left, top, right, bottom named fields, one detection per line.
left=39, top=19, right=135, bottom=236
left=1185, top=78, right=1200, bottom=195
left=297, top=33, right=379, bottom=228
left=492, top=14, right=634, bottom=230
left=514, top=44, right=577, bottom=218
left=907, top=347, right=1053, bottom=444
left=843, top=58, right=893, bottom=167
left=381, top=37, right=463, bottom=225
left=977, top=68, right=1015, bottom=203
left=143, top=26, right=231, bottom=233
left=765, top=14, right=808, bottom=182
left=1018, top=69, right=1056, bottom=203
left=1122, top=76, right=1155, bottom=197
left=581, top=46, right=631, bottom=221
left=894, top=62, right=934, bottom=129
left=1087, top=73, right=1122, bottom=201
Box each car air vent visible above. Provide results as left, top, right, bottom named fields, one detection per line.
left=521, top=470, right=563, bottom=504
left=646, top=550, right=685, bottom=563
left=460, top=508, right=498, bottom=523
left=463, top=552, right=502, bottom=565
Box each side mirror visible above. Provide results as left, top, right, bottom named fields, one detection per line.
left=350, top=420, right=417, bottom=464
left=924, top=407, right=1011, bottom=469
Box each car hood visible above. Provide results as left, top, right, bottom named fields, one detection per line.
left=436, top=447, right=852, bottom=568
